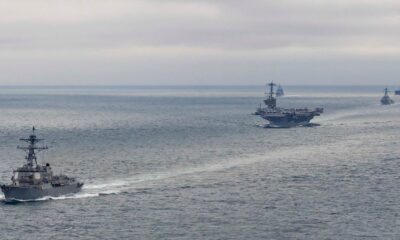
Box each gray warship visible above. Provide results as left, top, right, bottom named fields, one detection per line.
left=276, top=85, right=284, bottom=97
left=255, top=82, right=323, bottom=127
left=381, top=88, right=394, bottom=105
left=1, top=127, right=83, bottom=201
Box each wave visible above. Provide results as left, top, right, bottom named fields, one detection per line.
left=2, top=126, right=395, bottom=203
left=1, top=161, right=253, bottom=203
left=318, top=103, right=400, bottom=123
left=1, top=190, right=123, bottom=203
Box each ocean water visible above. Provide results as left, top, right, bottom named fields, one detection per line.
left=0, top=85, right=399, bottom=239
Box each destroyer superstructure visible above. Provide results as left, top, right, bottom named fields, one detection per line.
left=1, top=127, right=83, bottom=201
left=255, top=82, right=323, bottom=127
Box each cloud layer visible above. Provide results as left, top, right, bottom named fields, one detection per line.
left=0, top=0, right=399, bottom=85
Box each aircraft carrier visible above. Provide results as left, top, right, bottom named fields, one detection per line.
left=255, top=82, right=323, bottom=128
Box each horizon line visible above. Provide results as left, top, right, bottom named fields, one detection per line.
left=0, top=84, right=398, bottom=87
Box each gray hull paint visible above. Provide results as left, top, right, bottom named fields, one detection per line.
left=1, top=183, right=83, bottom=201
left=381, top=96, right=394, bottom=105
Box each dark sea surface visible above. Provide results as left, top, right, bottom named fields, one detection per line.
left=0, top=85, right=399, bottom=239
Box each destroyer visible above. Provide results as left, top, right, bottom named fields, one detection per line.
left=276, top=84, right=284, bottom=97
left=381, top=88, right=394, bottom=105
left=255, top=82, right=323, bottom=127
left=1, top=127, right=83, bottom=201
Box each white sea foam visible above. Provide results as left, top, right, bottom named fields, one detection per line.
left=1, top=128, right=393, bottom=203
left=318, top=103, right=400, bottom=123
left=71, top=132, right=381, bottom=200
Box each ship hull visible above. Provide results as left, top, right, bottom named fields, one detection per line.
left=1, top=183, right=83, bottom=201
left=381, top=98, right=394, bottom=105
left=261, top=115, right=315, bottom=128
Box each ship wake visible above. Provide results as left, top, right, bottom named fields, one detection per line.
left=2, top=129, right=395, bottom=203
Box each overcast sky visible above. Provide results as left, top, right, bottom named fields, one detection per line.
left=0, top=0, right=399, bottom=85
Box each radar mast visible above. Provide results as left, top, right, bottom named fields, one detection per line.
left=264, top=82, right=277, bottom=108
left=384, top=88, right=389, bottom=97
left=17, top=127, right=48, bottom=167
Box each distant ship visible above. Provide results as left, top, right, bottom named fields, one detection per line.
left=381, top=88, right=394, bottom=105
left=1, top=127, right=83, bottom=201
left=255, top=82, right=323, bottom=127
left=395, top=89, right=400, bottom=95
left=276, top=85, right=284, bottom=97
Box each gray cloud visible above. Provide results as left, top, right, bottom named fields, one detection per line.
left=0, top=0, right=399, bottom=85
